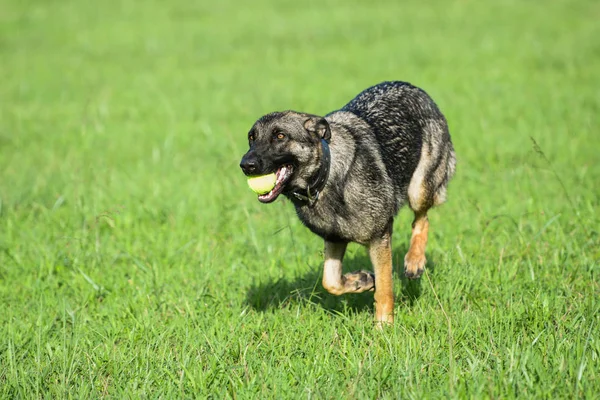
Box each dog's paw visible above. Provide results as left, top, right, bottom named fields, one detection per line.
left=374, top=316, right=394, bottom=330
left=343, top=270, right=375, bottom=293
left=404, top=252, right=426, bottom=279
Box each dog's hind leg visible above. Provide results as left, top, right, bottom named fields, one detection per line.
left=405, top=122, right=455, bottom=279
left=322, top=241, right=375, bottom=296
left=405, top=156, right=454, bottom=278
left=404, top=211, right=429, bottom=279
left=369, top=222, right=394, bottom=326
left=405, top=137, right=434, bottom=280
left=405, top=155, right=433, bottom=279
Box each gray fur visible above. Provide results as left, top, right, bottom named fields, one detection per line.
left=240, top=81, right=456, bottom=245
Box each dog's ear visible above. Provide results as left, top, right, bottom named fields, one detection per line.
left=303, top=117, right=331, bottom=142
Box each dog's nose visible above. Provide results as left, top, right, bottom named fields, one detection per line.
left=240, top=154, right=258, bottom=175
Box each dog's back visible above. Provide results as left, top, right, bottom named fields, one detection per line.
left=334, top=81, right=456, bottom=212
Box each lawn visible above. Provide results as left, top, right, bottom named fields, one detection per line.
left=1, top=0, right=599, bottom=397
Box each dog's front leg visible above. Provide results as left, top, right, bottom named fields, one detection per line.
left=369, top=226, right=394, bottom=326
left=322, top=241, right=375, bottom=296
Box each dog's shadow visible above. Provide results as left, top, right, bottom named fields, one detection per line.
left=245, top=245, right=436, bottom=314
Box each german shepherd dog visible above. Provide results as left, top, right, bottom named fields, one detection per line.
left=240, top=81, right=456, bottom=325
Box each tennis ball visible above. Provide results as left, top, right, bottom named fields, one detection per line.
left=247, top=173, right=277, bottom=194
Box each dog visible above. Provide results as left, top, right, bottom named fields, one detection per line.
left=240, top=81, right=456, bottom=325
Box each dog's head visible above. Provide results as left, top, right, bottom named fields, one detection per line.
left=240, top=111, right=331, bottom=203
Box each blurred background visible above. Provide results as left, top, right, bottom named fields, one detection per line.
left=2, top=0, right=598, bottom=216
left=1, top=0, right=599, bottom=396
left=2, top=0, right=597, bottom=218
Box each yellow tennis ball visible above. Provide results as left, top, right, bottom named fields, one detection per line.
left=247, top=173, right=277, bottom=194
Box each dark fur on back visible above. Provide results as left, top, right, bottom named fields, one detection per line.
left=339, top=82, right=434, bottom=200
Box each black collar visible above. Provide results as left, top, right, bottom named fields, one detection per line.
left=291, top=139, right=331, bottom=207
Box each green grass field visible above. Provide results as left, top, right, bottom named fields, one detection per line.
left=1, top=0, right=599, bottom=397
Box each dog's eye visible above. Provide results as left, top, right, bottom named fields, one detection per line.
left=248, top=134, right=255, bottom=142
left=276, top=132, right=285, bottom=140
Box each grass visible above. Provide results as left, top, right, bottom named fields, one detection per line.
left=1, top=0, right=599, bottom=397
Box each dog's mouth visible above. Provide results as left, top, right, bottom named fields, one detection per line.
left=258, top=164, right=294, bottom=203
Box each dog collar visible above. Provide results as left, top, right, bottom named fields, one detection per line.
left=291, top=139, right=331, bottom=207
